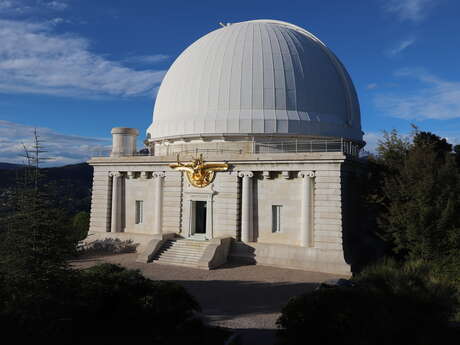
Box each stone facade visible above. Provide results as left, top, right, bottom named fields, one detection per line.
left=88, top=150, right=362, bottom=274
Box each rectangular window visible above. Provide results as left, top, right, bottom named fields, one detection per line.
left=135, top=200, right=143, bottom=224
left=272, top=205, right=282, bottom=233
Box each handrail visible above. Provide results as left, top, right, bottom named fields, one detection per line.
left=93, top=138, right=366, bottom=158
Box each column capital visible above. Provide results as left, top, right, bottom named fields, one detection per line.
left=238, top=171, right=254, bottom=178
left=109, top=171, right=122, bottom=178
left=298, top=171, right=315, bottom=178
left=282, top=171, right=290, bottom=179
left=126, top=171, right=134, bottom=179
left=262, top=171, right=271, bottom=179
left=153, top=171, right=166, bottom=178
left=140, top=171, right=149, bottom=179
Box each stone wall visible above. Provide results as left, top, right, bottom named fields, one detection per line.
left=89, top=168, right=111, bottom=233
left=162, top=172, right=182, bottom=234
left=87, top=151, right=360, bottom=274
left=314, top=166, right=343, bottom=251
left=212, top=172, right=240, bottom=238
left=254, top=173, right=302, bottom=245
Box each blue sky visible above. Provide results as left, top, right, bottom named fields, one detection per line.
left=0, top=0, right=459, bottom=165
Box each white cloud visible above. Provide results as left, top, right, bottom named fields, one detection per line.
left=0, top=19, right=166, bottom=97
left=0, top=120, right=111, bottom=166
left=363, top=132, right=382, bottom=153
left=374, top=68, right=460, bottom=120
left=0, top=0, right=13, bottom=10
left=47, top=17, right=69, bottom=25
left=0, top=0, right=68, bottom=14
left=387, top=37, right=416, bottom=56
left=123, top=54, right=170, bottom=65
left=383, top=0, right=436, bottom=22
left=43, top=1, right=68, bottom=11
left=0, top=0, right=29, bottom=14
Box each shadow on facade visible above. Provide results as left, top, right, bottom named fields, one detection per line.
left=341, top=166, right=386, bottom=274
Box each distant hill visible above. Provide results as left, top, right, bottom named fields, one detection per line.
left=0, top=162, right=93, bottom=216
left=0, top=162, right=25, bottom=170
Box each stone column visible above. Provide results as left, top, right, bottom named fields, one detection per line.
left=153, top=172, right=165, bottom=235
left=298, top=171, right=315, bottom=247
left=238, top=171, right=254, bottom=242
left=110, top=172, right=122, bottom=233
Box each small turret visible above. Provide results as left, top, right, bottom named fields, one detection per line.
left=111, top=127, right=139, bottom=157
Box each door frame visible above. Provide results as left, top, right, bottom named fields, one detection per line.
left=183, top=190, right=215, bottom=240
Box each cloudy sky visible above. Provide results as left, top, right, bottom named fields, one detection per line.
left=0, top=0, right=459, bottom=165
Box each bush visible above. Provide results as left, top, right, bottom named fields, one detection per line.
left=72, top=211, right=90, bottom=241
left=276, top=260, right=459, bottom=345
left=75, top=264, right=202, bottom=340
left=78, top=238, right=138, bottom=256
left=0, top=264, right=213, bottom=343
left=355, top=259, right=460, bottom=324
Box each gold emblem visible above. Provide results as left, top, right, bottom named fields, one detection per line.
left=169, top=154, right=228, bottom=188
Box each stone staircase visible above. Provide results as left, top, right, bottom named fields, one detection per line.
left=152, top=239, right=209, bottom=267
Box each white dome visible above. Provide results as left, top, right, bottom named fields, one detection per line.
left=148, top=20, right=362, bottom=142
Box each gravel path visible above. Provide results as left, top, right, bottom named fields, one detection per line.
left=72, top=253, right=348, bottom=344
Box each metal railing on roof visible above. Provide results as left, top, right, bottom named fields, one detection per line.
left=254, top=139, right=360, bottom=156
left=94, top=138, right=365, bottom=158
left=158, top=138, right=361, bottom=157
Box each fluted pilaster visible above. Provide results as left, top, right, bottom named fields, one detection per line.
left=153, top=172, right=165, bottom=235
left=238, top=171, right=254, bottom=242
left=298, top=171, right=315, bottom=247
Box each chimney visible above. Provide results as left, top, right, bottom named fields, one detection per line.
left=111, top=127, right=139, bottom=157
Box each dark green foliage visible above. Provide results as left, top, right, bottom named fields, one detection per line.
left=0, top=264, right=213, bottom=343
left=354, top=259, right=458, bottom=323
left=75, top=264, right=203, bottom=340
left=412, top=131, right=452, bottom=155
left=277, top=260, right=458, bottom=345
left=72, top=211, right=90, bottom=241
left=375, top=129, right=410, bottom=171
left=0, top=180, right=78, bottom=281
left=368, top=130, right=460, bottom=280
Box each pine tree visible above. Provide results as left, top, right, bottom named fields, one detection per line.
left=0, top=130, right=77, bottom=289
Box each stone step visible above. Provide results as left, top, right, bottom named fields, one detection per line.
left=158, top=251, right=203, bottom=258
left=160, top=244, right=205, bottom=250
left=153, top=260, right=198, bottom=268
left=164, top=246, right=207, bottom=250
left=158, top=246, right=205, bottom=252
left=159, top=252, right=202, bottom=259
left=152, top=239, right=210, bottom=268
left=155, top=256, right=201, bottom=264
left=169, top=241, right=208, bottom=248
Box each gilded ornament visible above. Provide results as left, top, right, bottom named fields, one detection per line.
left=169, top=154, right=228, bottom=188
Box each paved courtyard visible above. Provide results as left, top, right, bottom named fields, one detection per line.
left=73, top=253, right=348, bottom=344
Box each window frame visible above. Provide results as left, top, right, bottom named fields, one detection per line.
left=272, top=205, right=282, bottom=233
left=135, top=200, right=144, bottom=224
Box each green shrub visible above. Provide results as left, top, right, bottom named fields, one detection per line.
left=0, top=264, right=209, bottom=343
left=72, top=211, right=90, bottom=241
left=75, top=263, right=202, bottom=340
left=277, top=260, right=459, bottom=345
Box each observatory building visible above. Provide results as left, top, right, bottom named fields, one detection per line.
left=88, top=20, right=364, bottom=274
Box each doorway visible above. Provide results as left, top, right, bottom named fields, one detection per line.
left=192, top=201, right=207, bottom=237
